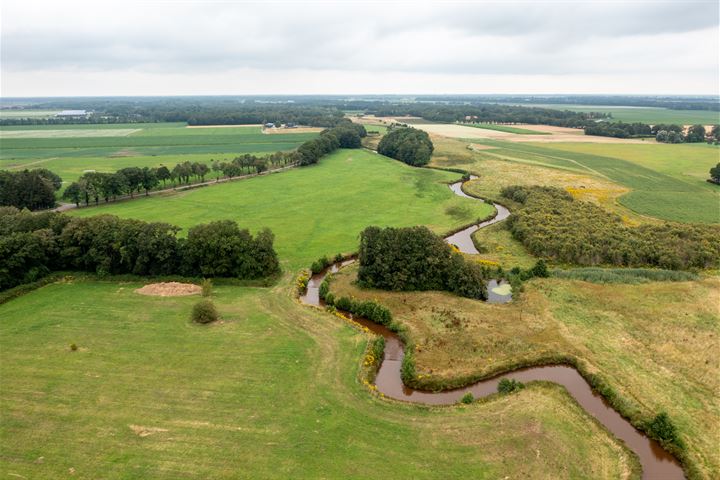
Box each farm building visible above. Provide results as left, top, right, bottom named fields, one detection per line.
left=56, top=110, right=90, bottom=118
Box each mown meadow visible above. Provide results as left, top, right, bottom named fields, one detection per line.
left=0, top=279, right=636, bottom=479
left=68, top=149, right=494, bottom=269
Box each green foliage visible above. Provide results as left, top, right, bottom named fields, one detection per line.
left=0, top=208, right=281, bottom=291
left=498, top=378, right=525, bottom=394
left=201, top=278, right=213, bottom=297
left=191, top=299, right=219, bottom=324
left=460, top=392, right=474, bottom=404
left=311, top=255, right=332, bottom=274
left=296, top=121, right=365, bottom=166
left=552, top=267, right=698, bottom=284
left=710, top=163, right=720, bottom=184
left=501, top=185, right=720, bottom=270
left=646, top=412, right=683, bottom=450
left=358, top=225, right=489, bottom=300
left=69, top=343, right=78, bottom=352
left=332, top=296, right=393, bottom=326
left=377, top=127, right=434, bottom=166
left=585, top=122, right=652, bottom=138
left=0, top=169, right=60, bottom=210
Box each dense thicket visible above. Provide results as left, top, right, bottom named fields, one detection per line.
left=296, top=122, right=366, bottom=166
left=377, top=127, right=434, bottom=166
left=501, top=186, right=720, bottom=270
left=0, top=169, right=62, bottom=210
left=357, top=226, right=489, bottom=300
left=0, top=208, right=280, bottom=291
left=710, top=163, right=720, bottom=184
left=584, top=122, right=652, bottom=138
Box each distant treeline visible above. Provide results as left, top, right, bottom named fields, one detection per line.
left=501, top=186, right=720, bottom=270
left=0, top=208, right=280, bottom=291
left=377, top=127, right=434, bottom=166
left=0, top=169, right=62, bottom=211
left=365, top=103, right=604, bottom=127
left=358, top=225, right=490, bottom=300
left=585, top=122, right=719, bottom=142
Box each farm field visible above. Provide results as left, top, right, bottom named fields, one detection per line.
left=328, top=266, right=720, bottom=479
left=68, top=149, right=494, bottom=269
left=468, top=123, right=550, bottom=135
left=0, top=109, right=60, bottom=118
left=429, top=135, right=719, bottom=224
left=521, top=104, right=720, bottom=125
left=0, top=123, right=317, bottom=160
left=0, top=279, right=637, bottom=479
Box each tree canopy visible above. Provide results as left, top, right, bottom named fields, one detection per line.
left=377, top=127, right=434, bottom=167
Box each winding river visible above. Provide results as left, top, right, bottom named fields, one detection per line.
left=300, top=176, right=685, bottom=480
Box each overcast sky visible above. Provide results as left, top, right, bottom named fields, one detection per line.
left=1, top=0, right=718, bottom=97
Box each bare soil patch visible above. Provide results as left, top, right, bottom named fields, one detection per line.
left=135, top=282, right=201, bottom=297
left=129, top=424, right=169, bottom=437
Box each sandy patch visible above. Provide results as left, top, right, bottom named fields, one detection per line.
left=135, top=282, right=201, bottom=297
left=129, top=424, right=169, bottom=437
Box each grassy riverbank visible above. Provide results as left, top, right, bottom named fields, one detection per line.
left=68, top=149, right=494, bottom=269
left=328, top=266, right=720, bottom=478
left=0, top=278, right=636, bottom=479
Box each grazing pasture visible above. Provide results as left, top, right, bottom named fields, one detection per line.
left=523, top=104, right=720, bottom=125
left=0, top=279, right=636, bottom=479
left=68, top=149, right=495, bottom=269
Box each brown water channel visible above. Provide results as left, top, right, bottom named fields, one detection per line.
left=299, top=176, right=685, bottom=479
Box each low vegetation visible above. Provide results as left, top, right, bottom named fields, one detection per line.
left=502, top=185, right=720, bottom=269
left=552, top=267, right=699, bottom=284
left=191, top=299, right=219, bottom=324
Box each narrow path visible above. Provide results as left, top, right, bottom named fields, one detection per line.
left=299, top=175, right=685, bottom=480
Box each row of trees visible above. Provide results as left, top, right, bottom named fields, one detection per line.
left=377, top=127, right=434, bottom=166
left=501, top=186, right=720, bottom=270
left=357, top=225, right=490, bottom=300
left=585, top=122, right=719, bottom=143
left=0, top=169, right=63, bottom=210
left=0, top=208, right=280, bottom=291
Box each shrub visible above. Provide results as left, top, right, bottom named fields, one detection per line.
left=377, top=127, right=434, bottom=166
left=191, top=299, right=219, bottom=324
left=70, top=343, right=78, bottom=352
left=310, top=255, right=331, bottom=274
left=498, top=378, right=525, bottom=394
left=460, top=392, right=474, bottom=404
left=200, top=278, right=213, bottom=297
left=296, top=270, right=310, bottom=294
left=646, top=412, right=683, bottom=449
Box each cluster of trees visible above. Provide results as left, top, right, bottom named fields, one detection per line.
left=0, top=169, right=62, bottom=210
left=585, top=122, right=719, bottom=143
left=357, top=225, right=490, bottom=300
left=709, top=163, right=720, bottom=185
left=296, top=122, right=367, bottom=166
left=0, top=208, right=280, bottom=291
left=501, top=185, right=720, bottom=270
left=377, top=127, right=434, bottom=166
left=0, top=98, right=347, bottom=127
left=367, top=103, right=600, bottom=127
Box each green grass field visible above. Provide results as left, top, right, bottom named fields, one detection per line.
left=461, top=140, right=719, bottom=224
left=518, top=104, right=720, bottom=125
left=0, top=123, right=317, bottom=160
left=0, top=110, right=60, bottom=119
left=0, top=279, right=637, bottom=479
left=468, top=123, right=550, bottom=135
left=68, top=149, right=495, bottom=269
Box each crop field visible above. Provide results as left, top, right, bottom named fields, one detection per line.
left=68, top=149, right=494, bottom=269
left=512, top=104, right=720, bottom=125
left=468, top=123, right=550, bottom=135
left=0, top=279, right=636, bottom=479
left=0, top=123, right=317, bottom=160
left=430, top=135, right=719, bottom=224
left=0, top=109, right=60, bottom=118
left=329, top=266, right=720, bottom=478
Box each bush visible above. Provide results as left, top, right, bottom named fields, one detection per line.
left=460, top=392, right=474, bottom=404
left=646, top=412, right=683, bottom=449
left=201, top=278, right=213, bottom=297
left=498, top=378, right=525, bottom=394
left=70, top=343, right=78, bottom=352
left=191, top=299, right=219, bottom=324
left=332, top=296, right=393, bottom=326
left=310, top=255, right=331, bottom=274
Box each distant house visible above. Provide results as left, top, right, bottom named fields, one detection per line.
left=264, top=122, right=275, bottom=128
left=56, top=110, right=90, bottom=118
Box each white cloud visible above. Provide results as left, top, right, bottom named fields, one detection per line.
left=1, top=0, right=718, bottom=96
